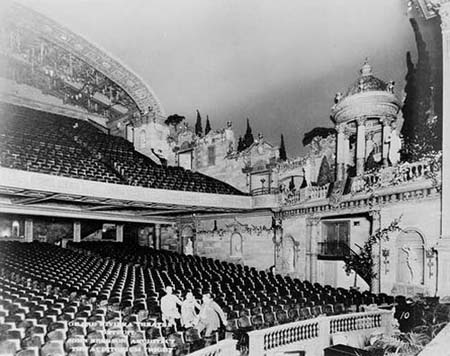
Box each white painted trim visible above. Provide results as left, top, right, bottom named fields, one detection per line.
left=0, top=167, right=253, bottom=210
left=0, top=202, right=173, bottom=224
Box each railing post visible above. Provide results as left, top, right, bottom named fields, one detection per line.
left=380, top=309, right=394, bottom=337
left=317, top=316, right=330, bottom=353
left=222, top=339, right=238, bottom=355
left=248, top=330, right=265, bottom=356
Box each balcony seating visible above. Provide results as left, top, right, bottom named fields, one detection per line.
left=0, top=104, right=244, bottom=195
left=0, top=241, right=396, bottom=356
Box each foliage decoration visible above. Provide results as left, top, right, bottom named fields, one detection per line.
left=343, top=216, right=403, bottom=289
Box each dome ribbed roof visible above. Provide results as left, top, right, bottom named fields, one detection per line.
left=345, top=61, right=387, bottom=97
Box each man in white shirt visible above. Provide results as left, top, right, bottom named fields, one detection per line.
left=160, top=286, right=182, bottom=328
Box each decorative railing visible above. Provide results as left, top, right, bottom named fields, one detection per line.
left=281, top=184, right=330, bottom=206
left=251, top=187, right=280, bottom=196
left=187, top=339, right=238, bottom=356
left=351, top=159, right=440, bottom=194
left=309, top=184, right=330, bottom=200
left=328, top=310, right=384, bottom=334
left=247, top=309, right=393, bottom=356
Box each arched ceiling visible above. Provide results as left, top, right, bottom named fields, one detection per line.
left=0, top=1, right=165, bottom=119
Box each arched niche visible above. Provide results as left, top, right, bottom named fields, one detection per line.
left=230, top=232, right=243, bottom=258
left=181, top=225, right=195, bottom=255
left=282, top=235, right=298, bottom=274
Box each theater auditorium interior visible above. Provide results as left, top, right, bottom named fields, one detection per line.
left=0, top=1, right=449, bottom=356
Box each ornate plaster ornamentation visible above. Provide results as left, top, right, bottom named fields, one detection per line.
left=196, top=217, right=274, bottom=238
left=3, top=2, right=165, bottom=117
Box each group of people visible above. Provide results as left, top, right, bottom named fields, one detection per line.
left=160, top=286, right=227, bottom=337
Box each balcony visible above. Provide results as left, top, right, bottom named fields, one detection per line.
left=318, top=241, right=350, bottom=259
left=251, top=187, right=280, bottom=196
left=280, top=183, right=330, bottom=206
left=351, top=158, right=441, bottom=194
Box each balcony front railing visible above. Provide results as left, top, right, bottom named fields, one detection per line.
left=281, top=183, right=330, bottom=205
left=351, top=158, right=441, bottom=194
left=187, top=339, right=238, bottom=356
left=251, top=187, right=280, bottom=196
left=247, top=309, right=394, bottom=356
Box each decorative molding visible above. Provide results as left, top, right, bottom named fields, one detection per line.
left=281, top=180, right=440, bottom=219
left=440, top=2, right=450, bottom=31
left=306, top=216, right=321, bottom=226
left=196, top=217, right=274, bottom=238
left=356, top=117, right=367, bottom=126
left=368, top=210, right=381, bottom=221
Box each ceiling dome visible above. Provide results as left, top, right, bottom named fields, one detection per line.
left=345, top=60, right=387, bottom=97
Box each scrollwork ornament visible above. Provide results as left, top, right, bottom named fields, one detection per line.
left=441, top=9, right=450, bottom=30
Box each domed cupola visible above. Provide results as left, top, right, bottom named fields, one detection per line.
left=331, top=59, right=401, bottom=125
left=330, top=60, right=403, bottom=181
left=345, top=61, right=388, bottom=97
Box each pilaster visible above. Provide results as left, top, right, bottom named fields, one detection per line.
left=369, top=210, right=381, bottom=293
left=24, top=219, right=33, bottom=243
left=116, top=224, right=124, bottom=243
left=307, top=216, right=321, bottom=283
left=155, top=224, right=161, bottom=250
left=73, top=221, right=81, bottom=242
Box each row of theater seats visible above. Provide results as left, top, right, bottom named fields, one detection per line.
left=0, top=104, right=243, bottom=195
left=69, top=241, right=396, bottom=347
left=0, top=241, right=219, bottom=356
left=0, top=241, right=398, bottom=356
left=56, top=117, right=241, bottom=194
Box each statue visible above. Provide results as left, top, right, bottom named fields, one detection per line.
left=283, top=238, right=296, bottom=273
left=358, top=78, right=365, bottom=92
left=231, top=233, right=242, bottom=257
left=401, top=246, right=421, bottom=284
left=184, top=238, right=193, bottom=256
left=302, top=158, right=312, bottom=187
left=387, top=126, right=401, bottom=166
left=334, top=92, right=343, bottom=104
left=387, top=80, right=395, bottom=93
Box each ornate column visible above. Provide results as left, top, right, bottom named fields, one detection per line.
left=154, top=224, right=161, bottom=250
left=356, top=118, right=366, bottom=175
left=116, top=224, right=124, bottom=243
left=437, top=0, right=450, bottom=297
left=343, top=130, right=350, bottom=169
left=369, top=210, right=381, bottom=293
left=24, top=219, right=33, bottom=243
left=336, top=124, right=346, bottom=181
left=381, top=117, right=392, bottom=167
left=440, top=2, right=450, bottom=239
left=73, top=221, right=81, bottom=243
